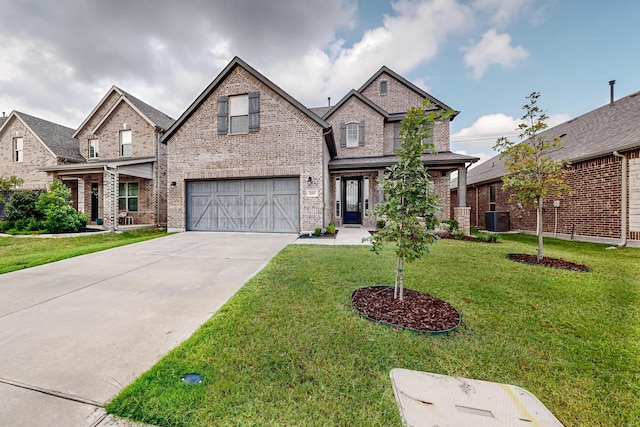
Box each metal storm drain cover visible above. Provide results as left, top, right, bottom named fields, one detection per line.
left=180, top=373, right=203, bottom=385
left=390, top=368, right=563, bottom=426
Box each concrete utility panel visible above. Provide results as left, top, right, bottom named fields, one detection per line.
left=390, top=369, right=564, bottom=427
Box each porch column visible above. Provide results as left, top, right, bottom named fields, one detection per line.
left=378, top=169, right=384, bottom=202
left=103, top=167, right=118, bottom=231
left=454, top=165, right=471, bottom=235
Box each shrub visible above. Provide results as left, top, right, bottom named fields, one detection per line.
left=453, top=230, right=466, bottom=240
left=376, top=219, right=386, bottom=230
left=313, top=227, right=323, bottom=237
left=326, top=222, right=336, bottom=234
left=36, top=180, right=88, bottom=233
left=442, top=219, right=459, bottom=231
left=4, top=190, right=43, bottom=221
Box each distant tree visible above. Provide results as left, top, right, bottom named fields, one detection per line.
left=0, top=175, right=24, bottom=204
left=493, top=92, right=570, bottom=262
left=367, top=100, right=453, bottom=299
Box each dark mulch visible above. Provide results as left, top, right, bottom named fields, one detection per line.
left=351, top=286, right=460, bottom=333
left=298, top=230, right=338, bottom=239
left=507, top=253, right=589, bottom=272
left=436, top=231, right=478, bottom=242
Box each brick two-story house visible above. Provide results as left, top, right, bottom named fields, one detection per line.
left=0, top=111, right=84, bottom=205
left=163, top=57, right=477, bottom=233
left=451, top=88, right=640, bottom=247
left=40, top=87, right=174, bottom=230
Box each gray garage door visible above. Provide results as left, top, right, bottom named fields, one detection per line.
left=186, top=178, right=300, bottom=233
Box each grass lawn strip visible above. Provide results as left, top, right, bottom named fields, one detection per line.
left=0, top=229, right=168, bottom=274
left=106, top=235, right=639, bottom=426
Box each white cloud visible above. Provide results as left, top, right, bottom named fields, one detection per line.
left=267, top=0, right=474, bottom=105
left=463, top=29, right=529, bottom=79
left=472, top=0, right=532, bottom=27
left=451, top=112, right=572, bottom=162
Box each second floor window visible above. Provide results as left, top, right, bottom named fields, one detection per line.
left=346, top=123, right=359, bottom=147
left=89, top=139, right=99, bottom=159
left=14, top=137, right=23, bottom=162
left=229, top=95, right=249, bottom=133
left=120, top=130, right=132, bottom=157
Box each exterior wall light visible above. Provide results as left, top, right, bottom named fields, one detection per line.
left=307, top=176, right=313, bottom=186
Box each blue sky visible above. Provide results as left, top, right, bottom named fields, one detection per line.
left=1, top=0, right=639, bottom=166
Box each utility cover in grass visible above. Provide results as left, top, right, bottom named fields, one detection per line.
left=390, top=369, right=564, bottom=427
left=352, top=286, right=460, bottom=334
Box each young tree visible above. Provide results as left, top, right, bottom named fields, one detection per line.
left=367, top=100, right=453, bottom=299
left=493, top=92, right=570, bottom=262
left=0, top=175, right=24, bottom=204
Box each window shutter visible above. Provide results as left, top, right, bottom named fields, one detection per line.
left=217, top=96, right=228, bottom=135
left=394, top=122, right=402, bottom=151
left=340, top=122, right=346, bottom=148
left=248, top=91, right=260, bottom=132
left=358, top=121, right=365, bottom=146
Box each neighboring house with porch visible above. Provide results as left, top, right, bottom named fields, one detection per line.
left=163, top=57, right=477, bottom=234
left=40, top=86, right=175, bottom=230
left=0, top=110, right=84, bottom=206
left=451, top=89, right=640, bottom=246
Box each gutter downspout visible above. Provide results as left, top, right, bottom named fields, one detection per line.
left=156, top=130, right=161, bottom=228
left=104, top=165, right=118, bottom=232
left=613, top=151, right=627, bottom=247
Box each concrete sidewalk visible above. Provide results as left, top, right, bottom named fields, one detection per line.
left=0, top=232, right=295, bottom=426
left=294, top=227, right=372, bottom=245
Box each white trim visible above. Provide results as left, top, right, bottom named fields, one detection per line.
left=363, top=176, right=370, bottom=217
left=335, top=177, right=341, bottom=218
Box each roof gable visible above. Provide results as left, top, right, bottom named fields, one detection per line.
left=323, top=89, right=389, bottom=120
left=74, top=86, right=174, bottom=138
left=0, top=111, right=83, bottom=162
left=161, top=57, right=333, bottom=146
left=358, top=66, right=459, bottom=119
left=466, top=90, right=640, bottom=186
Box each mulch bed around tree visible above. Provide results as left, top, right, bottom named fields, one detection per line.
left=351, top=286, right=460, bottom=333
left=507, top=253, right=589, bottom=272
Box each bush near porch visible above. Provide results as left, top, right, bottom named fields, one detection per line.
left=107, top=234, right=639, bottom=427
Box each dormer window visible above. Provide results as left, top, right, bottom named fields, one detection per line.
left=89, top=139, right=99, bottom=159
left=13, top=137, right=23, bottom=162
left=380, top=80, right=388, bottom=95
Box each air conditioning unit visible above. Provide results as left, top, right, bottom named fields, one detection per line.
left=485, top=211, right=510, bottom=232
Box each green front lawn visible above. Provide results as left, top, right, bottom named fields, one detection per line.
left=107, top=235, right=639, bottom=426
left=0, top=229, right=167, bottom=274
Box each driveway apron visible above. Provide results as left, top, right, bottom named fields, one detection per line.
left=0, top=232, right=296, bottom=426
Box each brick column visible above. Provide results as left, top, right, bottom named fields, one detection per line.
left=103, top=168, right=118, bottom=231
left=454, top=206, right=471, bottom=235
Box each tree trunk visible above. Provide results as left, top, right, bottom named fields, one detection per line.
left=537, top=197, right=544, bottom=262
left=395, top=256, right=404, bottom=300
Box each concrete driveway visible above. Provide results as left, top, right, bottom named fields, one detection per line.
left=0, top=232, right=296, bottom=426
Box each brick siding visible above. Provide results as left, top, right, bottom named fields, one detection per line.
left=454, top=150, right=640, bottom=242
left=0, top=116, right=57, bottom=189
left=166, top=66, right=326, bottom=232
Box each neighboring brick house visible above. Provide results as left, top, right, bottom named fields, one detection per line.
left=164, top=57, right=477, bottom=233
left=451, top=89, right=640, bottom=247
left=40, top=86, right=174, bottom=230
left=0, top=111, right=84, bottom=206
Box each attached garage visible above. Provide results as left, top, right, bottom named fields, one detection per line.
left=186, top=178, right=300, bottom=233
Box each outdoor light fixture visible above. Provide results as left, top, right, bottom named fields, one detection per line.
left=307, top=176, right=313, bottom=186
left=170, top=181, right=177, bottom=187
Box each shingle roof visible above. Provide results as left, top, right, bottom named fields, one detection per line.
left=465, top=90, right=640, bottom=186
left=0, top=116, right=6, bottom=128
left=14, top=111, right=84, bottom=162
left=322, top=89, right=389, bottom=120
left=116, top=87, right=175, bottom=131
left=309, top=106, right=331, bottom=117
left=329, top=152, right=479, bottom=171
